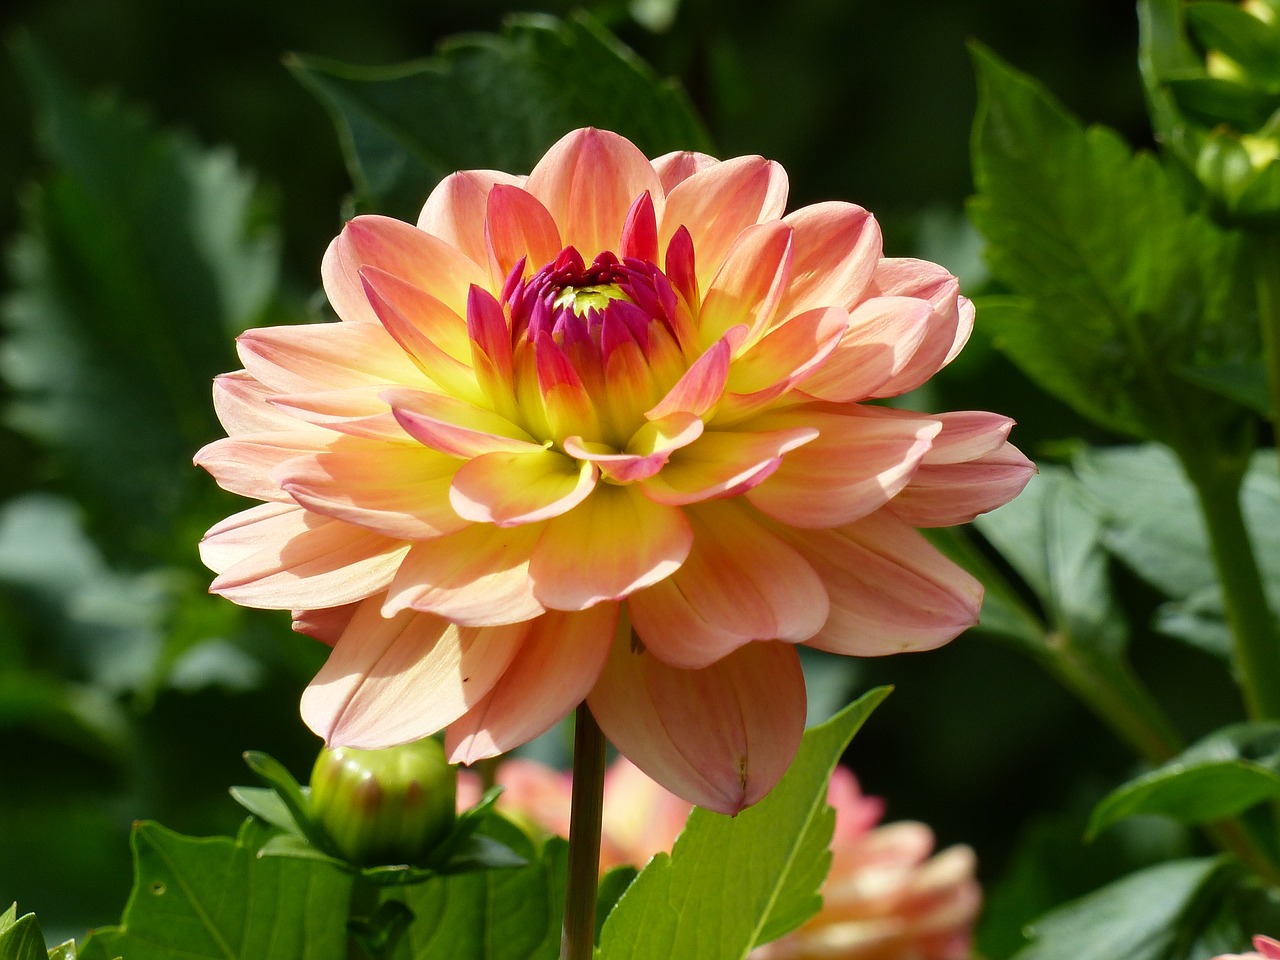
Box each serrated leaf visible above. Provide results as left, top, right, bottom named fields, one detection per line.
left=1073, top=445, right=1280, bottom=604
left=598, top=688, right=891, bottom=960
left=969, top=46, right=1256, bottom=448
left=77, top=821, right=351, bottom=960
left=0, top=906, right=48, bottom=960
left=393, top=836, right=568, bottom=960
left=1012, top=858, right=1228, bottom=960
left=4, top=40, right=279, bottom=564
left=1089, top=723, right=1280, bottom=837
left=595, top=866, right=638, bottom=943
left=288, top=12, right=712, bottom=220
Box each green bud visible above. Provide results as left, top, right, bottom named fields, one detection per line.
left=309, top=739, right=457, bottom=866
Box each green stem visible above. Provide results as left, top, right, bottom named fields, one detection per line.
left=561, top=702, right=607, bottom=960
left=1252, top=229, right=1280, bottom=430
left=1185, top=460, right=1280, bottom=721
left=1042, top=640, right=1183, bottom=764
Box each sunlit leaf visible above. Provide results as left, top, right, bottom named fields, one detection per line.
left=969, top=45, right=1256, bottom=450
left=289, top=12, right=712, bottom=220
left=77, top=821, right=351, bottom=960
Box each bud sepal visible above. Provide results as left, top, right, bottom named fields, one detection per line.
left=230, top=748, right=526, bottom=886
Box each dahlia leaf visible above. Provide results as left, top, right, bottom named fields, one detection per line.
left=393, top=827, right=568, bottom=960
left=76, top=820, right=351, bottom=960
left=1088, top=722, right=1280, bottom=839
left=973, top=466, right=1126, bottom=658
left=969, top=46, right=1257, bottom=450
left=288, top=12, right=712, bottom=221
left=1010, top=857, right=1228, bottom=960
left=597, top=686, right=891, bottom=960
left=5, top=39, right=281, bottom=564
left=1073, top=445, right=1280, bottom=656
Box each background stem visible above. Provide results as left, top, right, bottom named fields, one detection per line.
left=560, top=702, right=607, bottom=960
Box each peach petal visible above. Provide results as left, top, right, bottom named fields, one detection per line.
left=530, top=484, right=693, bottom=610
left=645, top=334, right=735, bottom=420
left=525, top=128, right=663, bottom=258
left=322, top=215, right=488, bottom=323
left=564, top=413, right=704, bottom=483
left=888, top=442, right=1036, bottom=527
left=237, top=322, right=428, bottom=396
left=864, top=260, right=964, bottom=398
left=204, top=506, right=410, bottom=608
left=775, top=202, right=882, bottom=318
left=417, top=169, right=525, bottom=269
left=919, top=410, right=1015, bottom=464
left=273, top=440, right=469, bottom=540
left=799, top=296, right=933, bottom=403
left=650, top=150, right=719, bottom=192
left=716, top=306, right=848, bottom=424
left=658, top=155, right=789, bottom=292
left=698, top=221, right=794, bottom=346
left=270, top=387, right=408, bottom=441
left=382, top=523, right=544, bottom=625
left=485, top=184, right=563, bottom=287
left=745, top=407, right=942, bottom=528
left=292, top=602, right=360, bottom=646
left=783, top=512, right=982, bottom=656
left=384, top=387, right=541, bottom=457
left=628, top=501, right=829, bottom=668
left=212, top=371, right=304, bottom=436
left=640, top=426, right=818, bottom=506
left=446, top=605, right=619, bottom=763
left=359, top=264, right=473, bottom=368
left=301, top=599, right=527, bottom=747
left=450, top=447, right=598, bottom=526
left=587, top=636, right=806, bottom=814
left=195, top=432, right=327, bottom=501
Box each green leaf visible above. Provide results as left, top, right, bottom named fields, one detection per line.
left=4, top=39, right=279, bottom=564
left=1185, top=2, right=1280, bottom=91
left=595, top=866, right=639, bottom=943
left=1073, top=445, right=1280, bottom=609
left=0, top=905, right=49, bottom=960
left=393, top=835, right=568, bottom=960
left=288, top=12, right=712, bottom=220
left=1176, top=358, right=1272, bottom=416
left=1166, top=76, right=1280, bottom=130
left=77, top=821, right=351, bottom=960
left=973, top=467, right=1124, bottom=656
left=969, top=46, right=1256, bottom=448
left=1012, top=858, right=1228, bottom=960
left=1089, top=723, right=1280, bottom=837
left=597, top=687, right=891, bottom=960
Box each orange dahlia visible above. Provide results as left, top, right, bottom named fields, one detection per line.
left=196, top=128, right=1032, bottom=813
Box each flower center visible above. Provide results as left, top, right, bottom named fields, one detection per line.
left=502, top=247, right=692, bottom=447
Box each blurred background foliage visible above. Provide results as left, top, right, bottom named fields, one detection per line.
left=0, top=0, right=1224, bottom=953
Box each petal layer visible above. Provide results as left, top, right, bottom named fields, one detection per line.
left=588, top=636, right=806, bottom=814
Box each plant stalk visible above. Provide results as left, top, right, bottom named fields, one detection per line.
left=1252, top=229, right=1280, bottom=430
left=1186, top=461, right=1280, bottom=721
left=561, top=702, right=607, bottom=960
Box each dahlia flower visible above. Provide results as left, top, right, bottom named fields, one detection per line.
left=196, top=127, right=1032, bottom=814
left=1216, top=937, right=1280, bottom=960
left=458, top=758, right=981, bottom=960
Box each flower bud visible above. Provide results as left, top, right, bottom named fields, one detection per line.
left=309, top=738, right=457, bottom=866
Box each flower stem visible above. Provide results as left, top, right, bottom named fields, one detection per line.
left=1185, top=458, right=1280, bottom=721
left=1252, top=229, right=1280, bottom=430
left=561, top=702, right=607, bottom=960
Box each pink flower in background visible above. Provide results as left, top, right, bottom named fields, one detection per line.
left=196, top=127, right=1033, bottom=813
left=1215, top=936, right=1280, bottom=960
left=460, top=758, right=981, bottom=959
